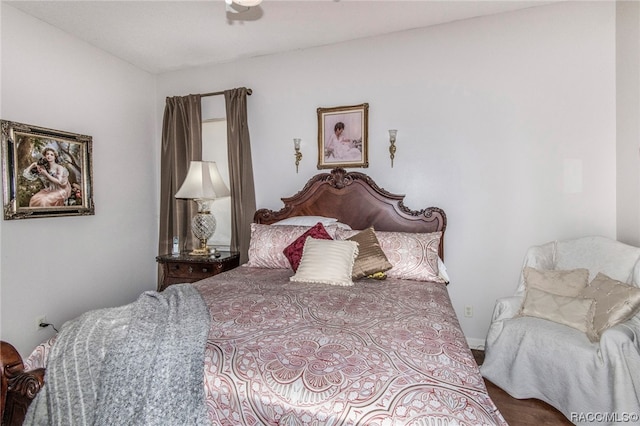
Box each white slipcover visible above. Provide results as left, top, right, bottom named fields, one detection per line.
left=481, top=236, right=640, bottom=425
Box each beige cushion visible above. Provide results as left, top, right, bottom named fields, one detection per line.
left=523, top=267, right=589, bottom=297
left=580, top=273, right=640, bottom=342
left=519, top=287, right=596, bottom=333
left=346, top=227, right=392, bottom=279
left=290, top=238, right=359, bottom=287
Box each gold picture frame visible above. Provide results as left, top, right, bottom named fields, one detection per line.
left=1, top=120, right=94, bottom=219
left=317, top=103, right=368, bottom=169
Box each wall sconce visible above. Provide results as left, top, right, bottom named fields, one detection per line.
left=388, top=129, right=397, bottom=167
left=293, top=138, right=302, bottom=173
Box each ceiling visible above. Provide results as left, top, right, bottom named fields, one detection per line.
left=4, top=0, right=558, bottom=74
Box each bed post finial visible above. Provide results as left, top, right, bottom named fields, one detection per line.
left=1, top=341, right=45, bottom=425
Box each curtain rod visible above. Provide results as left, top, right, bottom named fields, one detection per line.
left=200, top=88, right=252, bottom=97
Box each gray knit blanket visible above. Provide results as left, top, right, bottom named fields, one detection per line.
left=24, top=284, right=211, bottom=426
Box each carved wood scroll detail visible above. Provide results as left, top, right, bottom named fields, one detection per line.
left=1, top=341, right=45, bottom=426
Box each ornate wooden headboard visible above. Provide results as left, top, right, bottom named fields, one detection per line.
left=254, top=168, right=447, bottom=259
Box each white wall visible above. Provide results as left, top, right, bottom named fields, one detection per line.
left=616, top=1, right=640, bottom=247
left=0, top=4, right=158, bottom=356
left=157, top=1, right=618, bottom=345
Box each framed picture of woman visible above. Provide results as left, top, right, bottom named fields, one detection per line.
left=317, top=103, right=368, bottom=169
left=1, top=120, right=95, bottom=219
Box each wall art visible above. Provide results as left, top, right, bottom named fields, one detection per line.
left=317, top=103, right=368, bottom=169
left=1, top=120, right=94, bottom=219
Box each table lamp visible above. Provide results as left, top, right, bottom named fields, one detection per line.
left=175, top=161, right=230, bottom=256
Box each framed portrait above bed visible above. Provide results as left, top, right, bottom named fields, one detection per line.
left=1, top=120, right=94, bottom=220
left=317, top=103, right=368, bottom=169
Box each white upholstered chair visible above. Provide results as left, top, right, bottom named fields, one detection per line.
left=481, top=236, right=640, bottom=425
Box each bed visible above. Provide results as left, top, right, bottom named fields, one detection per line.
left=1, top=168, right=506, bottom=425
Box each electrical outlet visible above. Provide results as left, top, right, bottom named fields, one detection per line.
left=35, top=315, right=47, bottom=331
left=464, top=305, right=473, bottom=318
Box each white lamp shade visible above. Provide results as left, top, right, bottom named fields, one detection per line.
left=175, top=161, right=230, bottom=200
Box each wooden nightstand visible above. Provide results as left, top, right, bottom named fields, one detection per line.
left=156, top=251, right=240, bottom=291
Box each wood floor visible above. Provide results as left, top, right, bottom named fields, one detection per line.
left=472, top=350, right=574, bottom=426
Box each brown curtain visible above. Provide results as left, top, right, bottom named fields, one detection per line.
left=158, top=95, right=203, bottom=262
left=225, top=88, right=256, bottom=264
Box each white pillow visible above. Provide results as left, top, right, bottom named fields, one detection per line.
left=290, top=238, right=359, bottom=287
left=273, top=216, right=352, bottom=230
left=272, top=216, right=338, bottom=226
left=437, top=257, right=450, bottom=283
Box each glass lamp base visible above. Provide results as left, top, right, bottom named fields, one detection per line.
left=189, top=202, right=217, bottom=256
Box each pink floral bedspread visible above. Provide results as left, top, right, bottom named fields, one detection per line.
left=193, top=266, right=506, bottom=425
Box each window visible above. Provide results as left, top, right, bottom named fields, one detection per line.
left=202, top=119, right=231, bottom=250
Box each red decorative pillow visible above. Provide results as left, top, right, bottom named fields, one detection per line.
left=283, top=222, right=333, bottom=271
